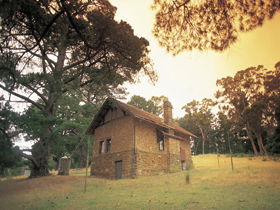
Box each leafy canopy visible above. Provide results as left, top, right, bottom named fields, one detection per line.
left=0, top=0, right=157, bottom=176
left=152, top=0, right=280, bottom=54
left=127, top=95, right=167, bottom=116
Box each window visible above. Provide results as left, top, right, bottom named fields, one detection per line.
left=99, top=138, right=111, bottom=154
left=157, top=129, right=164, bottom=151
left=106, top=139, right=111, bottom=153
left=159, top=139, right=164, bottom=151
left=99, top=140, right=105, bottom=154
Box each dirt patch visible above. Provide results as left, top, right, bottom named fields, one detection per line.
left=0, top=175, right=82, bottom=197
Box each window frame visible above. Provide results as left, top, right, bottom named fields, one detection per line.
left=106, top=138, right=111, bottom=153
left=159, top=139, right=164, bottom=151
left=157, top=129, right=164, bottom=151
left=99, top=140, right=105, bottom=154
left=99, top=138, right=112, bottom=154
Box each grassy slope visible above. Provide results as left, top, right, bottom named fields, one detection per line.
left=1, top=154, right=280, bottom=210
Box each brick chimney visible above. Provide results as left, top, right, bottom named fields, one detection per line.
left=163, top=99, right=173, bottom=125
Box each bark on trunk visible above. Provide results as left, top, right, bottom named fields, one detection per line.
left=30, top=141, right=50, bottom=177
left=256, top=133, right=267, bottom=156
left=199, top=127, right=206, bottom=154
left=246, top=124, right=258, bottom=155
left=202, top=139, right=205, bottom=154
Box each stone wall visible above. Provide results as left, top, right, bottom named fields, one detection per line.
left=91, top=150, right=133, bottom=179
left=136, top=150, right=168, bottom=176
left=104, top=107, right=125, bottom=123
left=93, top=116, right=134, bottom=155
left=134, top=119, right=169, bottom=175
left=90, top=111, right=193, bottom=179
left=91, top=115, right=135, bottom=178
left=179, top=136, right=193, bottom=169
left=169, top=137, right=180, bottom=154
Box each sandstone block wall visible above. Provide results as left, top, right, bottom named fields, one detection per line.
left=136, top=150, right=168, bottom=176
left=169, top=153, right=181, bottom=172
left=91, top=111, right=193, bottom=179
left=91, top=115, right=135, bottom=179
left=91, top=150, right=133, bottom=179
left=93, top=116, right=134, bottom=155
left=104, top=107, right=125, bottom=123
left=179, top=137, right=193, bottom=169
left=169, top=137, right=180, bottom=155
left=134, top=119, right=169, bottom=175
left=135, top=120, right=163, bottom=153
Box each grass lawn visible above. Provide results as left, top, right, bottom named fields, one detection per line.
left=1, top=154, right=280, bottom=210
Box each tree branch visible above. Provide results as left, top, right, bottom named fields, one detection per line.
left=0, top=84, right=44, bottom=110
left=15, top=147, right=39, bottom=168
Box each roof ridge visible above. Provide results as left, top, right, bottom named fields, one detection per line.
left=115, top=99, right=164, bottom=119
left=87, top=97, right=197, bottom=138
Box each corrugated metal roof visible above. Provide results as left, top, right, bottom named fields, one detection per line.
left=87, top=98, right=197, bottom=138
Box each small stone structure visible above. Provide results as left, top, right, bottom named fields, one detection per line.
left=87, top=98, right=196, bottom=179
left=58, top=156, right=71, bottom=175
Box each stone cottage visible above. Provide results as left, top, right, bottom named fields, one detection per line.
left=87, top=98, right=196, bottom=179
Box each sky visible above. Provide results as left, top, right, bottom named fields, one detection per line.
left=110, top=0, right=280, bottom=118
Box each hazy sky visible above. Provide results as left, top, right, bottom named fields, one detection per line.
left=110, top=0, right=280, bottom=118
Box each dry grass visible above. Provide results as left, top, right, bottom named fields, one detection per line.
left=1, top=154, right=280, bottom=210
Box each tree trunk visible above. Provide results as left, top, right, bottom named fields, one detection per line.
left=0, top=168, right=4, bottom=176
left=246, top=124, right=258, bottom=155
left=256, top=133, right=267, bottom=156
left=199, top=127, right=206, bottom=155
left=227, top=133, right=234, bottom=171
left=30, top=141, right=50, bottom=177
left=202, top=139, right=205, bottom=154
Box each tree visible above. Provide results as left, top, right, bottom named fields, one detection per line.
left=18, top=93, right=99, bottom=171
left=152, top=0, right=280, bottom=54
left=0, top=0, right=156, bottom=177
left=0, top=100, right=21, bottom=175
left=212, top=112, right=249, bottom=154
left=264, top=62, right=280, bottom=153
left=127, top=95, right=166, bottom=116
left=216, top=64, right=280, bottom=155
left=182, top=98, right=215, bottom=154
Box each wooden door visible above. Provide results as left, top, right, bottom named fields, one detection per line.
left=115, top=160, right=122, bottom=179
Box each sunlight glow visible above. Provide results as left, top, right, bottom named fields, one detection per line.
left=110, top=0, right=280, bottom=118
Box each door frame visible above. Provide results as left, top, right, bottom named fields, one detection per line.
left=115, top=160, right=122, bottom=179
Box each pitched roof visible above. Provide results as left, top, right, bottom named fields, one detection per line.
left=87, top=98, right=196, bottom=138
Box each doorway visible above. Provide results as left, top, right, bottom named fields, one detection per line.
left=115, top=160, right=122, bottom=179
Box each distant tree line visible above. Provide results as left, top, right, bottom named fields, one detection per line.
left=178, top=62, right=280, bottom=155
left=128, top=62, right=280, bottom=156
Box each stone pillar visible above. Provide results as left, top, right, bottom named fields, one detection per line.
left=163, top=99, right=173, bottom=172
left=58, top=156, right=71, bottom=175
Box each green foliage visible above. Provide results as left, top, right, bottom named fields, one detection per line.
left=152, top=0, right=280, bottom=53
left=181, top=98, right=216, bottom=154
left=0, top=0, right=156, bottom=176
left=128, top=95, right=166, bottom=116
left=266, top=107, right=280, bottom=154
left=0, top=102, right=21, bottom=175
left=216, top=64, right=280, bottom=155
left=18, top=93, right=99, bottom=169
